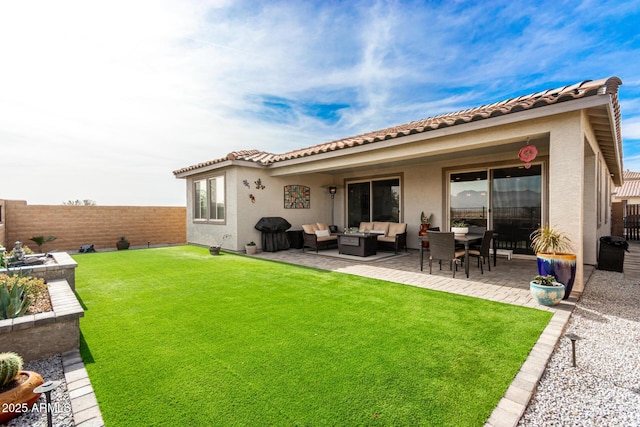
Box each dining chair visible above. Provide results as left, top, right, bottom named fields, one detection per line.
left=468, top=229, right=494, bottom=274
left=427, top=231, right=465, bottom=278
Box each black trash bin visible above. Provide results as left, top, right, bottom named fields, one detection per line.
left=255, top=217, right=291, bottom=252
left=598, top=236, right=629, bottom=272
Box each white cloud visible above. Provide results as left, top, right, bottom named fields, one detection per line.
left=0, top=0, right=638, bottom=205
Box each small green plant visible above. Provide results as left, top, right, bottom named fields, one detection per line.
left=29, top=235, right=57, bottom=252
left=0, top=273, right=47, bottom=320
left=530, top=225, right=573, bottom=254
left=420, top=212, right=433, bottom=225
left=246, top=241, right=256, bottom=246
left=0, top=283, right=32, bottom=319
left=0, top=352, right=23, bottom=387
left=451, top=219, right=468, bottom=227
left=532, top=275, right=560, bottom=286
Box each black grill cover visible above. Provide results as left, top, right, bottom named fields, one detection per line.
left=255, top=217, right=292, bottom=232
left=255, top=217, right=291, bottom=252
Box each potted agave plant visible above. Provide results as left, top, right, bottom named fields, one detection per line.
left=530, top=225, right=576, bottom=299
left=529, top=274, right=565, bottom=306
left=451, top=220, right=469, bottom=237
left=0, top=352, right=44, bottom=424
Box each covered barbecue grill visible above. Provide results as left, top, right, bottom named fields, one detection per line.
left=255, top=217, right=291, bottom=252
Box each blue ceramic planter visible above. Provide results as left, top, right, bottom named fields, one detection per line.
left=529, top=281, right=565, bottom=306
left=537, top=253, right=576, bottom=299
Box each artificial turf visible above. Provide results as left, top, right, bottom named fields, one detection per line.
left=74, top=245, right=551, bottom=426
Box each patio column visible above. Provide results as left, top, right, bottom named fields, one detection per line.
left=548, top=114, right=585, bottom=294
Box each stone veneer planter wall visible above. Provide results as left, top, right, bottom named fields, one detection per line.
left=0, top=252, right=83, bottom=362
left=3, top=252, right=78, bottom=290
left=0, top=279, right=84, bottom=362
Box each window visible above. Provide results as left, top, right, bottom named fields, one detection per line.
left=347, top=177, right=400, bottom=227
left=193, top=175, right=225, bottom=222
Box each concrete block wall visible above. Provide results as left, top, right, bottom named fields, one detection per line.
left=2, top=200, right=186, bottom=252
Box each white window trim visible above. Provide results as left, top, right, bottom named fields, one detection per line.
left=192, top=173, right=226, bottom=224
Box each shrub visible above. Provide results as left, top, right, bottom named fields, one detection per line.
left=0, top=273, right=47, bottom=320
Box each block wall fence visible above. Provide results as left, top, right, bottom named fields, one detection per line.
left=1, top=200, right=186, bottom=252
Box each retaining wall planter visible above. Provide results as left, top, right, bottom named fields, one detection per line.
left=1, top=252, right=78, bottom=291
left=0, top=279, right=84, bottom=362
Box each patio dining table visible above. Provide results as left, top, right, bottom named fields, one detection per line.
left=419, top=233, right=497, bottom=278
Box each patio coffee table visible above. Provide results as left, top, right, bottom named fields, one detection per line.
left=337, top=233, right=378, bottom=257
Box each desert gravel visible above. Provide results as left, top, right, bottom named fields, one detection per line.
left=5, top=354, right=73, bottom=427
left=519, top=269, right=640, bottom=426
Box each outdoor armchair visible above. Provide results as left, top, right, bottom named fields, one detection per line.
left=468, top=229, right=494, bottom=274
left=427, top=231, right=465, bottom=278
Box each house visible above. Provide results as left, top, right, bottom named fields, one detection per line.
left=174, top=77, right=624, bottom=294
left=613, top=170, right=640, bottom=204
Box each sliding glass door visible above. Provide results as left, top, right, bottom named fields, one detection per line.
left=450, top=171, right=488, bottom=228
left=347, top=178, right=400, bottom=228
left=449, top=165, right=542, bottom=254
left=491, top=165, right=541, bottom=254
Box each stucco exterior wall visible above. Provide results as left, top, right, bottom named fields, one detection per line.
left=180, top=104, right=619, bottom=296
left=185, top=165, right=339, bottom=251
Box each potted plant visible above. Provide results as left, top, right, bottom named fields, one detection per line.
left=0, top=352, right=45, bottom=424
left=245, top=241, right=257, bottom=255
left=209, top=234, right=231, bottom=256
left=530, top=225, right=576, bottom=299
left=418, top=212, right=434, bottom=248
left=529, top=274, right=565, bottom=306
left=451, top=220, right=469, bottom=236
left=116, top=237, right=130, bottom=250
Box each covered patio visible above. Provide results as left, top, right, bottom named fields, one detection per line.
left=254, top=247, right=590, bottom=311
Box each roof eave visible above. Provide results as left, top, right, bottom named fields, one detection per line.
left=173, top=159, right=268, bottom=179
left=270, top=95, right=619, bottom=169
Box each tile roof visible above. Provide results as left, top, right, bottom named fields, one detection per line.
left=616, top=170, right=640, bottom=197
left=623, top=170, right=640, bottom=180
left=174, top=77, right=622, bottom=176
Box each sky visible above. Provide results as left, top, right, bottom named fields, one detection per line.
left=1, top=0, right=639, bottom=206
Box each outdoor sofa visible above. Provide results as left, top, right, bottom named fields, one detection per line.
left=358, top=221, right=408, bottom=254
left=301, top=223, right=338, bottom=252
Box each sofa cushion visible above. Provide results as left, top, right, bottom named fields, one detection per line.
left=388, top=223, right=407, bottom=237
left=377, top=236, right=395, bottom=243
left=372, top=222, right=390, bottom=236
left=359, top=222, right=374, bottom=232
left=315, top=229, right=330, bottom=237
left=316, top=223, right=329, bottom=231
left=302, top=224, right=318, bottom=234
left=317, top=235, right=337, bottom=242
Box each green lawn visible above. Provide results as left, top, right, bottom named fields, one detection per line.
left=74, top=246, right=551, bottom=426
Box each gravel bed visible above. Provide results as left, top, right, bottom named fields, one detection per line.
left=519, top=270, right=640, bottom=426
left=5, top=354, right=73, bottom=427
